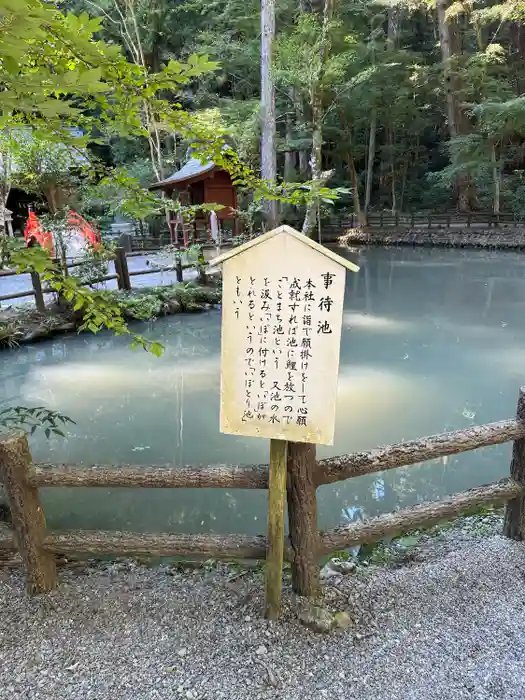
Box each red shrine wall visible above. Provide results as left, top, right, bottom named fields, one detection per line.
left=204, top=171, right=237, bottom=219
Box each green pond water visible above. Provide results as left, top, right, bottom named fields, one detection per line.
left=1, top=244, right=524, bottom=535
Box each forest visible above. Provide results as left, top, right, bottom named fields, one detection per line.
left=3, top=0, right=525, bottom=236
left=59, top=0, right=525, bottom=221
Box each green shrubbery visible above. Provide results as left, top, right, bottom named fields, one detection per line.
left=0, top=320, right=23, bottom=349
left=110, top=283, right=221, bottom=321
left=0, top=282, right=221, bottom=351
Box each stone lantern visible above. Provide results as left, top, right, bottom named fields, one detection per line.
left=0, top=207, right=13, bottom=237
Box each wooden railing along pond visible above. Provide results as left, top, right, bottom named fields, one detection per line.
left=346, top=211, right=525, bottom=230
left=0, top=247, right=191, bottom=309
left=2, top=387, right=525, bottom=596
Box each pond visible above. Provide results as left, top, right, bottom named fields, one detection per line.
left=1, top=244, right=525, bottom=536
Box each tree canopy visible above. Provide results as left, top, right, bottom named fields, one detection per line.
left=55, top=0, right=525, bottom=215
left=3, top=0, right=525, bottom=220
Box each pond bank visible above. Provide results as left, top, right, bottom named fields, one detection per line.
left=1, top=513, right=523, bottom=700
left=340, top=226, right=525, bottom=249
left=0, top=281, right=221, bottom=349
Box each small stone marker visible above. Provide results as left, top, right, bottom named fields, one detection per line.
left=209, top=225, right=359, bottom=619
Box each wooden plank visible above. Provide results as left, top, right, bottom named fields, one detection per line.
left=43, top=531, right=274, bottom=559
left=265, top=439, right=288, bottom=620
left=29, top=418, right=525, bottom=492
left=31, top=271, right=45, bottom=313
left=0, top=481, right=519, bottom=564
left=128, top=265, right=177, bottom=276
left=504, top=388, right=525, bottom=539
left=319, top=479, right=521, bottom=553
left=0, top=435, right=56, bottom=593
left=30, top=463, right=269, bottom=489
left=127, top=264, right=193, bottom=277
left=89, top=274, right=119, bottom=284
left=287, top=442, right=319, bottom=596
left=0, top=290, right=35, bottom=302
left=318, top=419, right=525, bottom=485
left=114, top=246, right=131, bottom=291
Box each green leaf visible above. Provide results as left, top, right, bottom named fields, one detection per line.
left=149, top=342, right=164, bottom=357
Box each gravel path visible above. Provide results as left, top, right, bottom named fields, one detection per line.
left=1, top=533, right=525, bottom=700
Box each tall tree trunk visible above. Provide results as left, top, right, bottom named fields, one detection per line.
left=387, top=5, right=400, bottom=48
left=302, top=0, right=336, bottom=237
left=364, top=110, right=376, bottom=218
left=261, top=0, right=279, bottom=229
left=295, top=0, right=311, bottom=178
left=436, top=0, right=458, bottom=136
left=302, top=88, right=322, bottom=237
left=284, top=103, right=297, bottom=181
left=385, top=6, right=399, bottom=213
left=291, top=87, right=309, bottom=178
left=109, top=0, right=166, bottom=181
left=492, top=142, right=500, bottom=214
left=346, top=151, right=365, bottom=225
left=389, top=123, right=397, bottom=214
left=44, top=185, right=64, bottom=214
left=436, top=0, right=471, bottom=211
left=399, top=151, right=409, bottom=212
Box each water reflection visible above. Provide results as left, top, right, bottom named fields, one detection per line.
left=1, top=245, right=524, bottom=534
left=343, top=312, right=412, bottom=333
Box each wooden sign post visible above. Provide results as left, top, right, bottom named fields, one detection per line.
left=209, top=225, right=359, bottom=619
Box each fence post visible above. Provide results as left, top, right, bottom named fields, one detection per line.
left=504, top=387, right=525, bottom=540
left=265, top=439, right=288, bottom=620
left=287, top=442, right=320, bottom=597
left=30, top=271, right=46, bottom=313
left=0, top=434, right=56, bottom=593
left=175, top=243, right=184, bottom=283
left=114, top=247, right=132, bottom=291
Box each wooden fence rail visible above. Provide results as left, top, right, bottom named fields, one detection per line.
left=0, top=247, right=189, bottom=309
left=1, top=387, right=525, bottom=595
left=344, top=211, right=525, bottom=230
left=28, top=418, right=525, bottom=490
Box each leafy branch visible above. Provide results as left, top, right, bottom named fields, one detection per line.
left=9, top=246, right=164, bottom=357
left=0, top=406, right=75, bottom=438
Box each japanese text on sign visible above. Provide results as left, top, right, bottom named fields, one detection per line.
left=220, top=233, right=346, bottom=445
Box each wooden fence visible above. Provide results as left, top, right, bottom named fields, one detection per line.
left=0, top=248, right=187, bottom=309
left=345, top=212, right=524, bottom=230
left=2, top=387, right=525, bottom=596
left=130, top=233, right=235, bottom=251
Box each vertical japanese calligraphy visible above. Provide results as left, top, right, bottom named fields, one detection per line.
left=220, top=231, right=346, bottom=445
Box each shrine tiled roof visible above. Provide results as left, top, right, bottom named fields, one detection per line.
left=149, top=158, right=216, bottom=190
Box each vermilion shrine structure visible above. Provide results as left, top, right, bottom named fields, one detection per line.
left=149, top=157, right=238, bottom=244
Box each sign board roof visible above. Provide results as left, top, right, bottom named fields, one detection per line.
left=208, top=225, right=360, bottom=273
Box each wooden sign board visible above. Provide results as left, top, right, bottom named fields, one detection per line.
left=211, top=226, right=359, bottom=446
